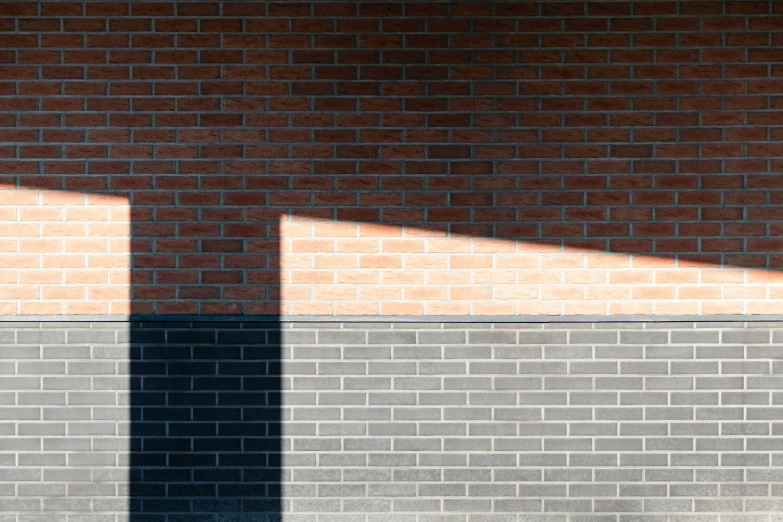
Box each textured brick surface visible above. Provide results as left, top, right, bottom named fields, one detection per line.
left=1, top=319, right=783, bottom=519
left=6, top=2, right=783, bottom=315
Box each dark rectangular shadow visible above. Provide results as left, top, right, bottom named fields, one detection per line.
left=129, top=320, right=282, bottom=521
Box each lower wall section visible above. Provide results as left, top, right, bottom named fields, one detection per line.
left=2, top=318, right=783, bottom=521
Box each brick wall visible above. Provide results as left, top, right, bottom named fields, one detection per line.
left=1, top=318, right=782, bottom=520
left=8, top=4, right=783, bottom=520
left=5, top=1, right=783, bottom=315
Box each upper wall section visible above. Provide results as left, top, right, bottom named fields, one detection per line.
left=4, top=1, right=783, bottom=315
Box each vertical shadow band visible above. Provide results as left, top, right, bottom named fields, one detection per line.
left=130, top=317, right=282, bottom=521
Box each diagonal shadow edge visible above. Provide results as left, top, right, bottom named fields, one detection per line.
left=7, top=175, right=783, bottom=277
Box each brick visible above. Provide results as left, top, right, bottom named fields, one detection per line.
left=619, top=331, right=669, bottom=345
left=367, top=331, right=416, bottom=345
left=318, top=331, right=367, bottom=345
left=467, top=331, right=516, bottom=345
left=568, top=331, right=618, bottom=345
left=416, top=331, right=466, bottom=345
left=65, top=330, right=116, bottom=344
left=722, top=330, right=771, bottom=344
left=16, top=330, right=65, bottom=345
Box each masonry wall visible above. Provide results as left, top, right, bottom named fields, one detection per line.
left=5, top=1, right=783, bottom=315
left=0, top=318, right=782, bottom=520
left=6, top=2, right=783, bottom=520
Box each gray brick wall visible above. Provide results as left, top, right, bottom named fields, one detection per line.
left=2, top=318, right=783, bottom=520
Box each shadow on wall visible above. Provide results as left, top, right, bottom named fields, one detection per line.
left=12, top=159, right=783, bottom=520
left=9, top=170, right=783, bottom=518
left=128, top=316, right=283, bottom=521
left=11, top=106, right=783, bottom=520
left=6, top=1, right=783, bottom=518
left=3, top=184, right=286, bottom=520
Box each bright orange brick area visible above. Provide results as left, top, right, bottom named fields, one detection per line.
left=280, top=216, right=783, bottom=316
left=1, top=188, right=130, bottom=315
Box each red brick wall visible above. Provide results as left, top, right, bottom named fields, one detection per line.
left=4, top=1, right=783, bottom=315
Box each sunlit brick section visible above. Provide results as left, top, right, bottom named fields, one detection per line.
left=1, top=188, right=130, bottom=315
left=11, top=203, right=783, bottom=316
left=281, top=215, right=783, bottom=316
